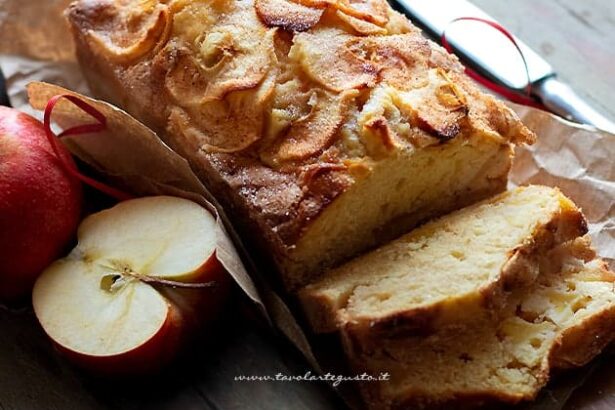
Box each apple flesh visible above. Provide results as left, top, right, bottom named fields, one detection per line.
left=32, top=196, right=231, bottom=375
left=0, top=106, right=82, bottom=302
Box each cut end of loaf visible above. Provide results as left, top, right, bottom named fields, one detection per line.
left=281, top=134, right=512, bottom=290
left=299, top=185, right=588, bottom=333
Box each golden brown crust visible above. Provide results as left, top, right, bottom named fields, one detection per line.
left=255, top=0, right=325, bottom=32
left=67, top=0, right=535, bottom=289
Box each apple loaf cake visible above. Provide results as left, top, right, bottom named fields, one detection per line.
left=300, top=185, right=588, bottom=333
left=345, top=237, right=615, bottom=409
left=66, top=0, right=535, bottom=290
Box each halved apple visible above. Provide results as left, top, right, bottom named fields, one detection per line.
left=32, top=196, right=230, bottom=375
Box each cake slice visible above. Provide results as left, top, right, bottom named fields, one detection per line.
left=300, top=185, right=588, bottom=333
left=67, top=0, right=535, bottom=290
left=346, top=237, right=615, bottom=409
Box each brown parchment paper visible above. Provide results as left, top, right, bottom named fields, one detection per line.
left=509, top=104, right=614, bottom=268
left=1, top=1, right=613, bottom=409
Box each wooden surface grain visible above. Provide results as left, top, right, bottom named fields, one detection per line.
left=1, top=1, right=615, bottom=410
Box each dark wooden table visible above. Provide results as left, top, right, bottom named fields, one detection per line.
left=0, top=297, right=345, bottom=410
left=1, top=1, right=614, bottom=410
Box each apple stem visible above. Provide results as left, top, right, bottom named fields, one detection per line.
left=122, top=270, right=216, bottom=289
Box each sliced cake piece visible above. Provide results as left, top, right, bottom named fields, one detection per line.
left=345, top=237, right=615, bottom=409
left=299, top=185, right=588, bottom=333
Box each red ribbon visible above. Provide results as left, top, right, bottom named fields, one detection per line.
left=441, top=17, right=544, bottom=110
left=43, top=94, right=133, bottom=201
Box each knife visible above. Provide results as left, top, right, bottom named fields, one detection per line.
left=389, top=0, right=615, bottom=134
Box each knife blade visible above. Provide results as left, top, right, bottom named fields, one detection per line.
left=389, top=0, right=615, bottom=134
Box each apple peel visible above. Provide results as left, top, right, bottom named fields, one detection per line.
left=0, top=105, right=85, bottom=302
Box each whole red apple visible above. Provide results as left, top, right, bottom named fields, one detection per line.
left=0, top=106, right=82, bottom=302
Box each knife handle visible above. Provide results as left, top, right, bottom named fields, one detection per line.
left=532, top=77, right=615, bottom=134
left=0, top=67, right=11, bottom=107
